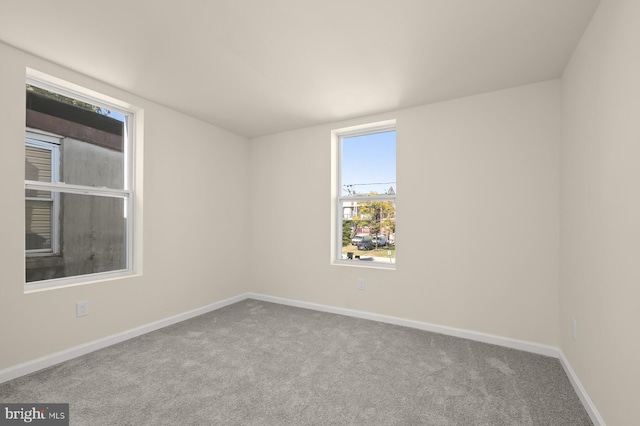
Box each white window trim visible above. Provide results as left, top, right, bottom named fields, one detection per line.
left=331, top=119, right=397, bottom=269
left=24, top=69, right=139, bottom=292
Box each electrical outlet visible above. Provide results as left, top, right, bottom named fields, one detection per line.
left=571, top=319, right=577, bottom=340
left=77, top=300, right=89, bottom=317
left=358, top=278, right=366, bottom=291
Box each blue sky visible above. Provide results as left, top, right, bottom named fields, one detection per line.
left=106, top=110, right=126, bottom=122
left=341, top=130, right=396, bottom=196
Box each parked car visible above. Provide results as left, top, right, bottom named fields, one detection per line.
left=351, top=234, right=372, bottom=246
left=357, top=239, right=374, bottom=250
left=372, top=235, right=387, bottom=246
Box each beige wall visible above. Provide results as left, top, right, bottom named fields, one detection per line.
left=5, top=3, right=638, bottom=421
left=561, top=0, right=640, bottom=424
left=250, top=80, right=561, bottom=347
left=0, top=41, right=251, bottom=369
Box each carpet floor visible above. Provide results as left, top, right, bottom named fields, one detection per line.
left=0, top=299, right=592, bottom=425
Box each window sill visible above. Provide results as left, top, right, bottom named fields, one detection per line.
left=24, top=269, right=139, bottom=294
left=333, top=258, right=396, bottom=270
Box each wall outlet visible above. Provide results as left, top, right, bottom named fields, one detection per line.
left=571, top=318, right=577, bottom=340
left=358, top=278, right=366, bottom=291
left=77, top=300, right=89, bottom=317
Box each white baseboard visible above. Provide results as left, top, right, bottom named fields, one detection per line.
left=247, top=292, right=605, bottom=426
left=0, top=291, right=604, bottom=425
left=247, top=293, right=560, bottom=357
left=0, top=292, right=247, bottom=385
left=559, top=351, right=606, bottom=426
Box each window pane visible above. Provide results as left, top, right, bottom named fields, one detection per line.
left=340, top=200, right=396, bottom=264
left=25, top=199, right=52, bottom=251
left=341, top=131, right=396, bottom=196
left=26, top=192, right=128, bottom=283
left=26, top=85, right=126, bottom=190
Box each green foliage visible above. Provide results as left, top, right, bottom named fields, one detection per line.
left=342, top=220, right=353, bottom=247
left=350, top=199, right=395, bottom=248
left=353, top=200, right=394, bottom=230
left=27, top=84, right=109, bottom=115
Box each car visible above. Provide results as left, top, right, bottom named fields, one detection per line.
left=388, top=233, right=395, bottom=245
left=357, top=240, right=374, bottom=250
left=351, top=234, right=372, bottom=246
left=372, top=235, right=387, bottom=246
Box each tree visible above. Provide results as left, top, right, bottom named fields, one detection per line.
left=382, top=216, right=395, bottom=239
left=352, top=197, right=395, bottom=248
left=342, top=220, right=353, bottom=247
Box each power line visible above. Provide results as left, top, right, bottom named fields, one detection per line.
left=343, top=182, right=396, bottom=195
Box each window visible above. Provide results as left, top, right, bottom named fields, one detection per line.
left=333, top=121, right=396, bottom=267
left=25, top=71, right=137, bottom=289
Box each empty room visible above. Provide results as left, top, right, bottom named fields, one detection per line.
left=0, top=0, right=638, bottom=424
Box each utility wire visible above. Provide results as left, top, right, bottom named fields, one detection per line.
left=343, top=182, right=396, bottom=195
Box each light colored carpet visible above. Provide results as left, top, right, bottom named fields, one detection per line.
left=0, top=299, right=592, bottom=425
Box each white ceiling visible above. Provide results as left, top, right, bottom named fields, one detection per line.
left=0, top=0, right=600, bottom=138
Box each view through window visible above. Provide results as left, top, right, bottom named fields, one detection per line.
left=25, top=75, right=135, bottom=288
left=337, top=124, right=396, bottom=266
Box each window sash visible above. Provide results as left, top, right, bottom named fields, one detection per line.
left=336, top=197, right=396, bottom=265
left=25, top=180, right=132, bottom=198
left=23, top=182, right=133, bottom=270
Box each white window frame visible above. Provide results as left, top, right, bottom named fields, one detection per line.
left=331, top=120, right=396, bottom=269
left=25, top=69, right=139, bottom=291
left=25, top=130, right=61, bottom=255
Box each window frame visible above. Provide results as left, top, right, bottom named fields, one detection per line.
left=24, top=70, right=138, bottom=291
left=331, top=120, right=397, bottom=269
